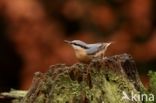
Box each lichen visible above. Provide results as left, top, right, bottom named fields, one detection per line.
left=20, top=54, right=146, bottom=103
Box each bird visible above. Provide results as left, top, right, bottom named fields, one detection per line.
left=64, top=40, right=112, bottom=63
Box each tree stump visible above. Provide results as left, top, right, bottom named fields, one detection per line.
left=18, top=53, right=147, bottom=103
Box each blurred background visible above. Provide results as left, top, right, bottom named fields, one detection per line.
left=0, top=0, right=156, bottom=91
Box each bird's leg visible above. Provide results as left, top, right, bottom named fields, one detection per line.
left=101, top=53, right=104, bottom=58
left=100, top=52, right=105, bottom=60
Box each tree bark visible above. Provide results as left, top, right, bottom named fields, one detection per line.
left=1, top=54, right=146, bottom=103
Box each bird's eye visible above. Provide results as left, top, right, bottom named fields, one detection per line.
left=73, top=43, right=88, bottom=49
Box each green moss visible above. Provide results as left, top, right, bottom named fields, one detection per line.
left=20, top=54, right=147, bottom=103
left=148, top=71, right=156, bottom=103
left=45, top=66, right=142, bottom=103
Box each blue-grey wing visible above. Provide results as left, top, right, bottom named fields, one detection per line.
left=86, top=43, right=102, bottom=55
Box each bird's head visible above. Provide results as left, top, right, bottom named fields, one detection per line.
left=64, top=40, right=88, bottom=51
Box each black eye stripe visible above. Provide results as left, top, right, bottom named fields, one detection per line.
left=73, top=43, right=88, bottom=49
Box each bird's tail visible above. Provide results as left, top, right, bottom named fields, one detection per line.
left=105, top=42, right=113, bottom=47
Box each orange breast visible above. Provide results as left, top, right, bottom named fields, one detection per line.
left=75, top=49, right=91, bottom=63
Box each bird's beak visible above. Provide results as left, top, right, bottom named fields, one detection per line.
left=64, top=40, right=72, bottom=44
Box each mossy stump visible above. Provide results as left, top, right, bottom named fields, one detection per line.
left=19, top=53, right=145, bottom=103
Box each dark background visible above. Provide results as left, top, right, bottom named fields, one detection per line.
left=0, top=0, right=155, bottom=91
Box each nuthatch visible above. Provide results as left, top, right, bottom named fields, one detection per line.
left=65, top=40, right=112, bottom=63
